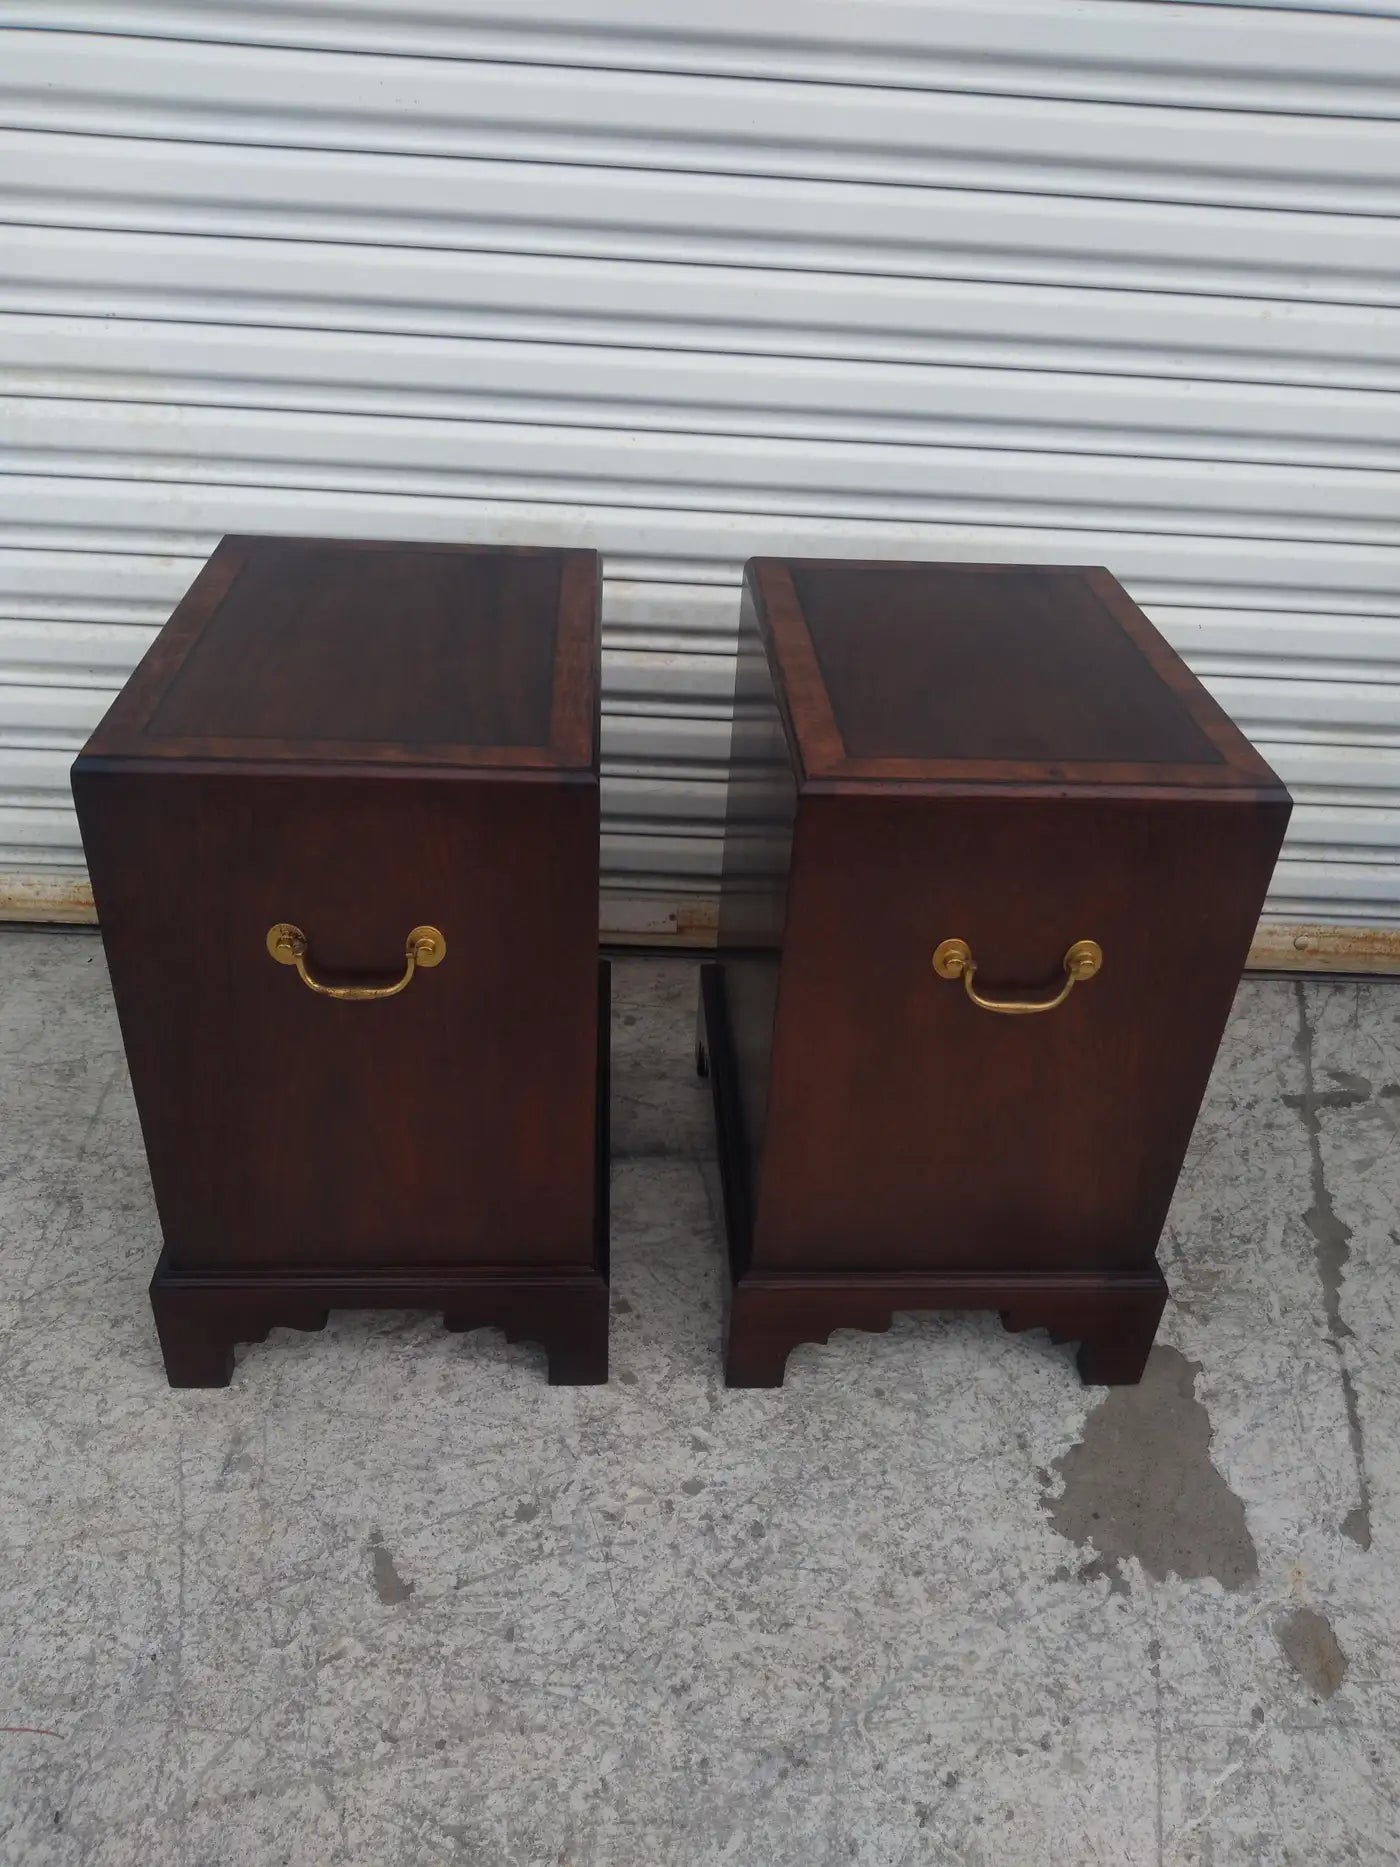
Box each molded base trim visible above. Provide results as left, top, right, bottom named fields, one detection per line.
left=149, top=1256, right=610, bottom=1388
left=723, top=1271, right=1167, bottom=1389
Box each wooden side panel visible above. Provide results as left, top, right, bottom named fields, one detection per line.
left=715, top=578, right=797, bottom=1230
left=753, top=787, right=1290, bottom=1275
left=73, top=762, right=600, bottom=1273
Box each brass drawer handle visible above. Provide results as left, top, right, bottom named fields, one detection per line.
left=932, top=937, right=1102, bottom=1015
left=265, top=922, right=446, bottom=1000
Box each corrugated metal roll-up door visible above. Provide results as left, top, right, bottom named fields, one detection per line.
left=1, top=1, right=1399, bottom=964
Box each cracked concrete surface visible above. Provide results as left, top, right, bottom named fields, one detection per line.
left=1283, top=984, right=1375, bottom=1552
left=2, top=928, right=1400, bottom=1864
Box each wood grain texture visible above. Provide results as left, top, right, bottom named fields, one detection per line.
left=84, top=536, right=599, bottom=771
left=78, top=768, right=600, bottom=1272
left=747, top=557, right=1284, bottom=793
left=760, top=788, right=1285, bottom=1275
left=73, top=537, right=606, bottom=1386
left=707, top=558, right=1292, bottom=1387
left=794, top=561, right=1220, bottom=764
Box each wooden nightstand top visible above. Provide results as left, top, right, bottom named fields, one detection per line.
left=81, top=536, right=599, bottom=774
left=746, top=558, right=1286, bottom=799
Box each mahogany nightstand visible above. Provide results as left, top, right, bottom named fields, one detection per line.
left=700, top=559, right=1290, bottom=1387
left=74, top=536, right=608, bottom=1387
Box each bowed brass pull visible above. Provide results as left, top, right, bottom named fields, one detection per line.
left=932, top=937, right=1102, bottom=1016
left=266, top=923, right=446, bottom=1000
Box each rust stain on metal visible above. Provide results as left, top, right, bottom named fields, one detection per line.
left=1248, top=921, right=1400, bottom=975
left=672, top=901, right=720, bottom=941
left=601, top=897, right=719, bottom=947
left=0, top=873, right=96, bottom=925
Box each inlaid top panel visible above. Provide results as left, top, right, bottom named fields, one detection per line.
left=82, top=537, right=599, bottom=772
left=750, top=559, right=1284, bottom=794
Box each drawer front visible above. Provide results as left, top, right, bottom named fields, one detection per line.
left=757, top=790, right=1287, bottom=1274
left=78, top=768, right=599, bottom=1273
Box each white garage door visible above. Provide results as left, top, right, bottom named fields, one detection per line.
left=2, top=0, right=1398, bottom=965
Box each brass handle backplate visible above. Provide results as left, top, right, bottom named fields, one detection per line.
left=932, top=937, right=1102, bottom=1016
left=266, top=922, right=446, bottom=1001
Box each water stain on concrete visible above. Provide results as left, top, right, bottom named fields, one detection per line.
left=367, top=1528, right=414, bottom=1606
left=1052, top=1554, right=1130, bottom=1597
left=1043, top=1346, right=1258, bottom=1590
left=1277, top=1606, right=1348, bottom=1699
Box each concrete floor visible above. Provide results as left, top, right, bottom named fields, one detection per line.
left=1, top=928, right=1398, bottom=1866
